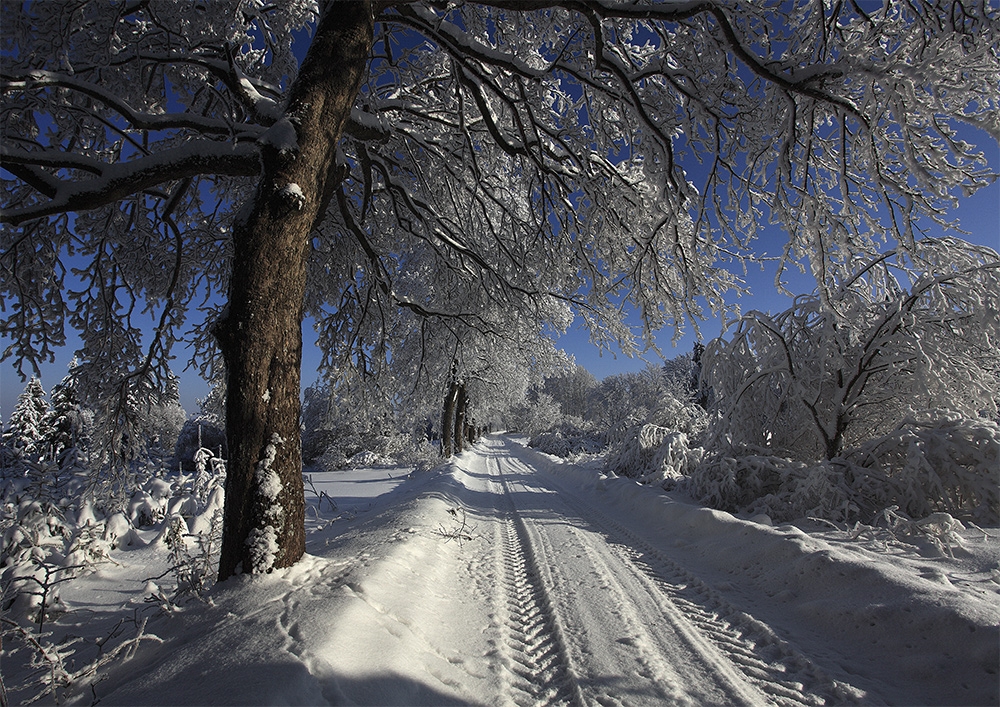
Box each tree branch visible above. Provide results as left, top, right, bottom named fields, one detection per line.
left=1, top=142, right=260, bottom=225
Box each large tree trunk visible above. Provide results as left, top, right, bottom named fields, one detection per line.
left=441, top=381, right=459, bottom=457
left=454, top=383, right=468, bottom=455
left=214, top=2, right=373, bottom=581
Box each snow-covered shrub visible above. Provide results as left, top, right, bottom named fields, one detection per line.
left=192, top=445, right=226, bottom=503
left=686, top=240, right=1000, bottom=524
left=683, top=455, right=859, bottom=522
left=606, top=422, right=703, bottom=487
left=2, top=463, right=76, bottom=571
left=312, top=426, right=434, bottom=470
left=844, top=411, right=999, bottom=524
left=173, top=417, right=227, bottom=472
left=685, top=412, right=1000, bottom=525
left=0, top=469, right=115, bottom=628
left=128, top=479, right=168, bottom=528
left=314, top=443, right=349, bottom=472
left=529, top=419, right=605, bottom=458
left=849, top=507, right=973, bottom=557
left=702, top=238, right=1000, bottom=462
left=1, top=606, right=161, bottom=706
left=347, top=450, right=393, bottom=468
left=602, top=370, right=708, bottom=485
left=161, top=509, right=222, bottom=603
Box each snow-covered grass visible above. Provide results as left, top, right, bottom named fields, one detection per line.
left=2, top=437, right=997, bottom=705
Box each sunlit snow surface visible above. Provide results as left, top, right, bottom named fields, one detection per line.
left=21, top=436, right=1000, bottom=706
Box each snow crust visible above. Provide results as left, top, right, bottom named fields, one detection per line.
left=26, top=436, right=998, bottom=706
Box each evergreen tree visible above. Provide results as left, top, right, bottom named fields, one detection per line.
left=2, top=377, right=51, bottom=459
left=43, top=367, right=90, bottom=470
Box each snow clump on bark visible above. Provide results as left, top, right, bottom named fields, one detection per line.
left=247, top=433, right=285, bottom=573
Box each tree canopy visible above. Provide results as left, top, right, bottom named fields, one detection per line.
left=4, top=0, right=996, bottom=389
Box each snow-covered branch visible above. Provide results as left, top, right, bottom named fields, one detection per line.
left=1, top=142, right=260, bottom=225
left=1, top=69, right=251, bottom=137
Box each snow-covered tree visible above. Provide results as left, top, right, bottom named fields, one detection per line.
left=588, top=365, right=669, bottom=429
left=143, top=394, right=187, bottom=462
left=2, top=1, right=996, bottom=578
left=301, top=370, right=401, bottom=468
left=42, top=365, right=92, bottom=474
left=702, top=238, right=1000, bottom=461
left=544, top=365, right=599, bottom=421
left=2, top=377, right=50, bottom=462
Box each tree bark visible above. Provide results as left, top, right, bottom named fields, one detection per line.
left=454, top=383, right=468, bottom=454
left=214, top=1, right=373, bottom=581
left=441, top=381, right=459, bottom=457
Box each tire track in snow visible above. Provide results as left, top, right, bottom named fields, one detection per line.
left=502, top=454, right=873, bottom=706
left=557, top=524, right=766, bottom=707
left=488, top=453, right=584, bottom=707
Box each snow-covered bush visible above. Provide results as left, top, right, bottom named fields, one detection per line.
left=605, top=421, right=703, bottom=487
left=684, top=412, right=999, bottom=525
left=192, top=445, right=227, bottom=504
left=843, top=411, right=999, bottom=524
left=601, top=360, right=708, bottom=485
left=0, top=467, right=112, bottom=631
left=313, top=428, right=436, bottom=470
left=1, top=599, right=160, bottom=706
left=529, top=419, right=605, bottom=458
left=701, top=238, right=1000, bottom=462
left=683, top=455, right=858, bottom=522
left=173, top=417, right=227, bottom=472
left=161, top=509, right=223, bottom=602
left=302, top=375, right=435, bottom=468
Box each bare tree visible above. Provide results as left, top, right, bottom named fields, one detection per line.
left=2, top=1, right=996, bottom=578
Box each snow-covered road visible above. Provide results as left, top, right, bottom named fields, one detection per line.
left=468, top=437, right=863, bottom=706
left=90, top=435, right=997, bottom=706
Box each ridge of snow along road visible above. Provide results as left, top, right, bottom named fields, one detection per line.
left=48, top=435, right=999, bottom=706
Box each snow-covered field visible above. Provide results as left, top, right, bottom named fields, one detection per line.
left=6, top=435, right=998, bottom=705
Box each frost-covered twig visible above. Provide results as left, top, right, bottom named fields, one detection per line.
left=10, top=560, right=84, bottom=633
left=434, top=507, right=477, bottom=546
left=2, top=608, right=163, bottom=705
left=303, top=474, right=338, bottom=513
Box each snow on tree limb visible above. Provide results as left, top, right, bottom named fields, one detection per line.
left=702, top=238, right=1000, bottom=463
left=1, top=143, right=261, bottom=226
